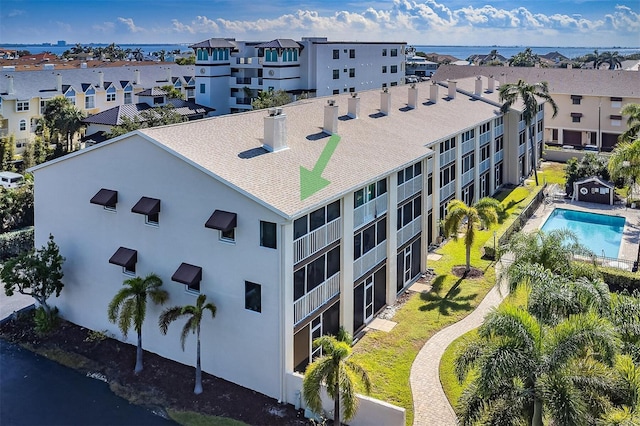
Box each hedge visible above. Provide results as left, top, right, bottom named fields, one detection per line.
left=600, top=266, right=640, bottom=293
left=0, top=226, right=34, bottom=260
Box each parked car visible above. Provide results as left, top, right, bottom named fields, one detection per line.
left=0, top=171, right=24, bottom=189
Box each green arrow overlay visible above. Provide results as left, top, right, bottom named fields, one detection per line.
left=300, top=134, right=341, bottom=200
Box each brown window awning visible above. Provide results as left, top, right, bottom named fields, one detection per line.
left=570, top=95, right=582, bottom=100
left=611, top=97, right=623, bottom=102
left=172, top=263, right=202, bottom=286
left=109, top=247, right=137, bottom=268
left=610, top=115, right=622, bottom=120
left=570, top=112, right=583, bottom=118
left=131, top=197, right=160, bottom=215
left=90, top=188, right=118, bottom=207
left=205, top=210, right=237, bottom=232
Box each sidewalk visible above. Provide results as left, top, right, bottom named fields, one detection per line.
left=0, top=287, right=33, bottom=322
left=410, top=260, right=510, bottom=426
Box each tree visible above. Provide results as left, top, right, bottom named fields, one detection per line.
left=0, top=135, right=16, bottom=171
left=159, top=294, right=217, bottom=394
left=2, top=234, right=64, bottom=316
left=456, top=304, right=619, bottom=426
left=618, top=103, right=640, bottom=143
left=599, top=51, right=623, bottom=70
left=584, top=49, right=601, bottom=69
left=565, top=152, right=609, bottom=196
left=159, top=85, right=184, bottom=100
left=107, top=273, right=168, bottom=374
left=41, top=96, right=86, bottom=155
left=104, top=105, right=186, bottom=139
left=132, top=48, right=144, bottom=62
left=607, top=139, right=640, bottom=200
left=499, top=79, right=558, bottom=185
left=175, top=56, right=196, bottom=65
left=443, top=198, right=500, bottom=273
left=303, top=333, right=371, bottom=425
left=508, top=48, right=540, bottom=67
left=251, top=89, right=292, bottom=110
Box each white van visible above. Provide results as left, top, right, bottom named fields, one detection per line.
left=0, top=171, right=24, bottom=189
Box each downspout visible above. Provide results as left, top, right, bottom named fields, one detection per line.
left=278, top=222, right=286, bottom=404
left=598, top=97, right=602, bottom=152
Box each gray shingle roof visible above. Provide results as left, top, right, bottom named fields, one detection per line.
left=82, top=99, right=213, bottom=125
left=189, top=38, right=236, bottom=49
left=255, top=39, right=302, bottom=49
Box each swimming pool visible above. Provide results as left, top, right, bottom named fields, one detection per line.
left=540, top=208, right=626, bottom=258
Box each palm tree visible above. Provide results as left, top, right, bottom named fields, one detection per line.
left=607, top=139, right=640, bottom=200
left=303, top=333, right=371, bottom=425
left=107, top=273, right=168, bottom=374
left=585, top=49, right=601, bottom=69
left=132, top=48, right=144, bottom=62
left=443, top=197, right=500, bottom=273
left=456, top=304, right=619, bottom=426
left=599, top=51, right=623, bottom=70
left=619, top=103, right=640, bottom=143
left=159, top=294, right=217, bottom=394
left=41, top=96, right=86, bottom=155
left=499, top=79, right=559, bottom=185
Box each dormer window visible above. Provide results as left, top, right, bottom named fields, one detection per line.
left=85, top=86, right=96, bottom=109
left=65, top=88, right=76, bottom=106
left=124, top=85, right=133, bottom=104
left=106, top=86, right=116, bottom=102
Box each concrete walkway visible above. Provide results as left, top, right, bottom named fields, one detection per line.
left=410, top=261, right=510, bottom=426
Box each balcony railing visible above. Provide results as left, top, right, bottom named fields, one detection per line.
left=537, top=110, right=544, bottom=121
left=537, top=132, right=543, bottom=143
left=494, top=124, right=504, bottom=137
left=294, top=272, right=340, bottom=325
left=461, top=168, right=474, bottom=187
left=519, top=143, right=526, bottom=156
left=495, top=150, right=504, bottom=163
left=397, top=215, right=421, bottom=248
left=518, top=121, right=526, bottom=132
left=440, top=149, right=455, bottom=166
left=236, top=77, right=252, bottom=85
left=479, top=158, right=491, bottom=174
left=354, top=194, right=387, bottom=230
left=427, top=194, right=433, bottom=211
left=294, top=218, right=342, bottom=264
left=353, top=241, right=387, bottom=280
left=397, top=175, right=422, bottom=203
left=461, top=138, right=475, bottom=155
left=479, top=131, right=491, bottom=146
left=440, top=181, right=455, bottom=200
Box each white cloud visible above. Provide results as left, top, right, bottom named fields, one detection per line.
left=7, top=9, right=25, bottom=18
left=117, top=17, right=144, bottom=33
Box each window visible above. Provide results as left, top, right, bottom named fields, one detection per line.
left=16, top=101, right=29, bottom=112
left=333, top=49, right=339, bottom=59
left=260, top=221, right=277, bottom=249
left=391, top=65, right=398, bottom=73
left=85, top=87, right=95, bottom=109
left=571, top=112, right=582, bottom=123
left=495, top=135, right=504, bottom=152
left=220, top=228, right=235, bottom=242
left=106, top=86, right=116, bottom=102
left=349, top=87, right=355, bottom=93
left=354, top=179, right=387, bottom=208
left=294, top=247, right=340, bottom=300
left=481, top=144, right=490, bottom=162
left=382, top=66, right=387, bottom=73
left=391, top=49, right=398, bottom=57
left=172, top=263, right=202, bottom=293
left=19, top=119, right=26, bottom=131
left=65, top=88, right=76, bottom=106
left=494, top=116, right=503, bottom=127
left=519, top=131, right=526, bottom=146
left=611, top=97, right=622, bottom=108
left=90, top=188, right=118, bottom=211
left=124, top=87, right=133, bottom=104
left=461, top=129, right=475, bottom=142
left=333, top=69, right=339, bottom=80
left=439, top=137, right=456, bottom=154
left=571, top=95, right=582, bottom=105
left=462, top=153, right=475, bottom=173
left=332, top=89, right=340, bottom=95
left=349, top=49, right=355, bottom=58
left=294, top=200, right=340, bottom=240
left=205, top=210, right=237, bottom=241
left=382, top=49, right=387, bottom=56
left=197, top=49, right=209, bottom=61
left=611, top=115, right=622, bottom=126
left=427, top=173, right=433, bottom=196
left=109, top=247, right=137, bottom=276
left=200, top=84, right=206, bottom=94
left=354, top=218, right=386, bottom=260
left=397, top=162, right=422, bottom=185
left=131, top=196, right=160, bottom=227
left=480, top=122, right=490, bottom=134
left=40, top=99, right=48, bottom=114
left=440, top=163, right=456, bottom=185
left=245, top=281, right=261, bottom=313
left=396, top=196, right=421, bottom=230
left=349, top=68, right=355, bottom=78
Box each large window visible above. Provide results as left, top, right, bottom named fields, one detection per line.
left=260, top=221, right=277, bottom=249
left=391, top=49, right=398, bottom=57
left=349, top=49, right=355, bottom=58
left=65, top=88, right=76, bottom=106
left=245, top=281, right=261, bottom=313
left=480, top=144, right=490, bottom=162
left=19, top=120, right=26, bottom=131
left=354, top=218, right=386, bottom=260
left=391, top=65, right=398, bottom=73
left=16, top=101, right=29, bottom=112
left=333, top=69, right=339, bottom=80
left=397, top=162, right=421, bottom=185
left=294, top=247, right=340, bottom=300
left=333, top=49, right=339, bottom=59
left=106, top=86, right=116, bottom=102
left=462, top=153, right=475, bottom=173
left=349, top=68, right=355, bottom=78
left=495, top=135, right=504, bottom=152
left=124, top=87, right=133, bottom=104
left=397, top=196, right=421, bottom=229
left=440, top=137, right=456, bottom=153
left=354, top=179, right=387, bottom=209
left=440, top=163, right=456, bottom=185
left=85, top=87, right=95, bottom=109
left=461, top=129, right=475, bottom=142
left=294, top=201, right=340, bottom=240
left=480, top=122, right=491, bottom=134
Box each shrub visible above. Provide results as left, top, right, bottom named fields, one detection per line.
left=601, top=267, right=640, bottom=293
left=0, top=226, right=34, bottom=260
left=33, top=306, right=59, bottom=333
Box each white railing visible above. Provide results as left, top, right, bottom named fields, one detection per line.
left=354, top=241, right=387, bottom=280
left=440, top=149, right=455, bottom=166
left=427, top=157, right=434, bottom=170
left=479, top=132, right=491, bottom=146
left=519, top=143, right=526, bottom=156
left=294, top=218, right=342, bottom=264
left=397, top=175, right=422, bottom=203
left=461, top=138, right=475, bottom=155
left=397, top=215, right=421, bottom=248
left=479, top=158, right=491, bottom=174
left=439, top=181, right=455, bottom=200
left=537, top=110, right=544, bottom=121
left=461, top=168, right=474, bottom=186
left=518, top=121, right=526, bottom=132
left=494, top=124, right=504, bottom=137
left=294, top=272, right=341, bottom=325
left=427, top=194, right=432, bottom=211
left=495, top=150, right=504, bottom=162
left=354, top=194, right=388, bottom=230
left=537, top=132, right=543, bottom=143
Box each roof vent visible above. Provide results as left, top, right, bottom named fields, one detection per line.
left=348, top=93, right=360, bottom=119
left=324, top=100, right=339, bottom=134
left=380, top=89, right=391, bottom=115
left=263, top=109, right=287, bottom=152
left=408, top=84, right=418, bottom=109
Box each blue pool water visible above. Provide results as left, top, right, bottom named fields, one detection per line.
left=541, top=208, right=625, bottom=258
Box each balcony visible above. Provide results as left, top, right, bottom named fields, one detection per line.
left=397, top=216, right=421, bottom=248
left=439, top=181, right=455, bottom=200
left=439, top=150, right=455, bottom=167
left=479, top=131, right=491, bottom=146
left=294, top=218, right=342, bottom=264
left=427, top=194, right=433, bottom=211
left=397, top=175, right=422, bottom=203
left=495, top=150, right=504, bottom=163
left=479, top=158, right=491, bottom=174
left=461, top=138, right=475, bottom=155
left=537, top=132, right=543, bottom=143
left=461, top=168, right=474, bottom=187
left=519, top=143, right=526, bottom=156
left=354, top=194, right=388, bottom=230
left=518, top=121, right=526, bottom=132
left=494, top=124, right=504, bottom=137
left=354, top=241, right=387, bottom=280
left=294, top=272, right=340, bottom=325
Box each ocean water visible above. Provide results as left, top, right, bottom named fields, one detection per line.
left=3, top=43, right=639, bottom=60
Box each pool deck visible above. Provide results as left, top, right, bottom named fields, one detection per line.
left=521, top=198, right=640, bottom=263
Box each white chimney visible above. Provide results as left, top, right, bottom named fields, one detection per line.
left=408, top=84, right=418, bottom=109
left=347, top=93, right=360, bottom=119
left=98, top=71, right=104, bottom=89
left=166, top=67, right=172, bottom=82
left=567, top=64, right=572, bottom=70
left=8, top=76, right=14, bottom=95
left=447, top=80, right=457, bottom=99
left=429, top=81, right=439, bottom=103
left=56, top=73, right=62, bottom=92
left=380, top=88, right=391, bottom=115
left=474, top=76, right=482, bottom=96
left=263, top=108, right=287, bottom=152
left=323, top=99, right=339, bottom=134
left=135, top=69, right=141, bottom=85
left=487, top=76, right=495, bottom=93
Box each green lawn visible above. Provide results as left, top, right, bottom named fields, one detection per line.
left=349, top=185, right=539, bottom=425
left=168, top=411, right=249, bottom=426
left=539, top=161, right=566, bottom=185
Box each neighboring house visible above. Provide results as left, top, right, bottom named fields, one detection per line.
left=539, top=51, right=570, bottom=67
left=433, top=65, right=640, bottom=152
left=467, top=53, right=508, bottom=66
left=82, top=88, right=214, bottom=144
left=192, top=37, right=407, bottom=115
left=29, top=76, right=544, bottom=410
left=0, top=64, right=196, bottom=152
left=405, top=56, right=438, bottom=77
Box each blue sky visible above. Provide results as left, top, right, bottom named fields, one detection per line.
left=1, top=0, right=638, bottom=46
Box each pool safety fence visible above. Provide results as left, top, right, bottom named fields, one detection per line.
left=573, top=253, right=638, bottom=273
left=496, top=184, right=547, bottom=250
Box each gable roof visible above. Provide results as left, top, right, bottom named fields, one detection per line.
left=189, top=38, right=236, bottom=49
left=255, top=39, right=302, bottom=49
left=82, top=99, right=214, bottom=125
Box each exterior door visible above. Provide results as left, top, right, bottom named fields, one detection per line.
left=404, top=245, right=412, bottom=284
left=364, top=276, right=374, bottom=323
